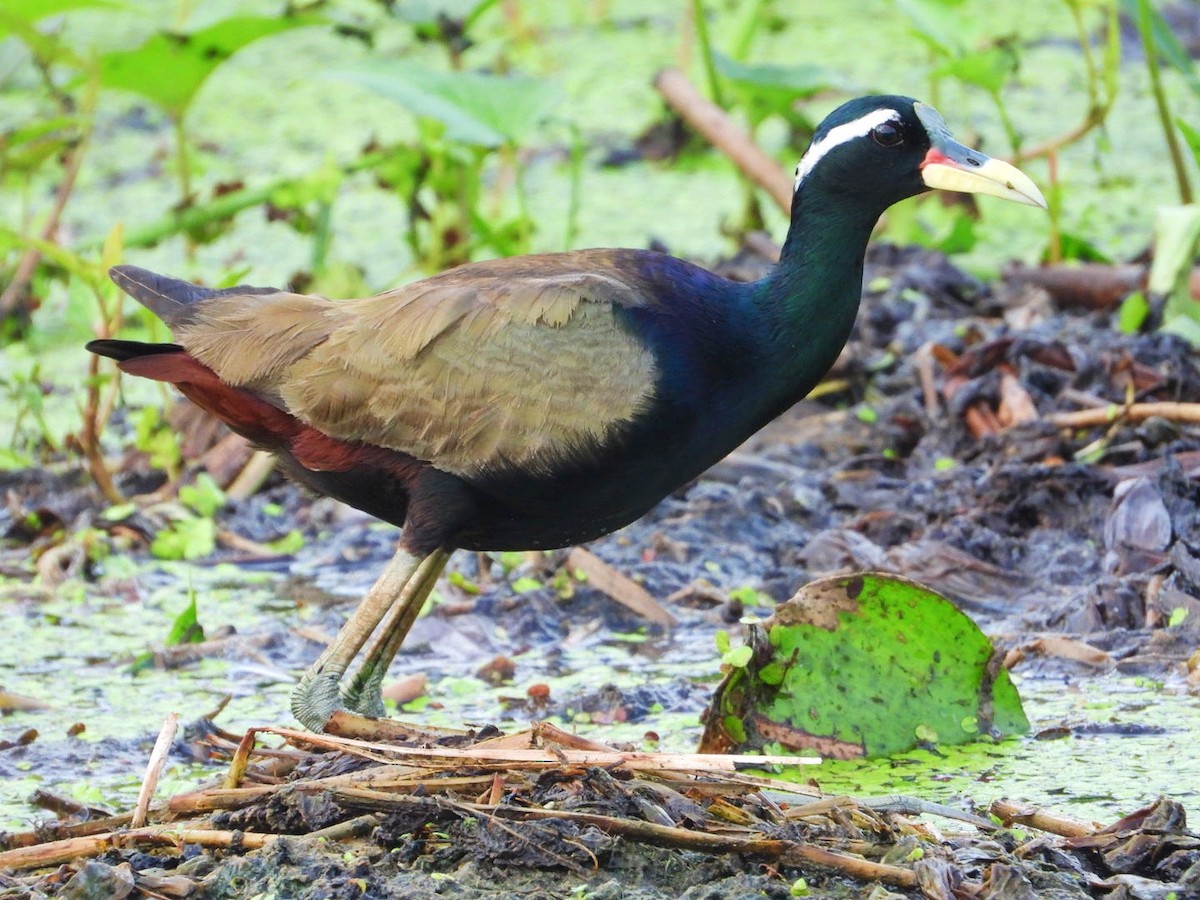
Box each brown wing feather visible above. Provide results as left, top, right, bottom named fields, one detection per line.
left=173, top=252, right=659, bottom=477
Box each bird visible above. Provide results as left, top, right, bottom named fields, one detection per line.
left=88, top=95, right=1045, bottom=732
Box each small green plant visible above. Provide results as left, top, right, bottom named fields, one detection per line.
left=129, top=589, right=206, bottom=674
left=332, top=61, right=563, bottom=271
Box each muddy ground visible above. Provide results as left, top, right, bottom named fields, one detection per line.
left=2, top=245, right=1200, bottom=898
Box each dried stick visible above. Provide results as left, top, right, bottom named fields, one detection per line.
left=653, top=68, right=793, bottom=214
left=989, top=798, right=1098, bottom=838
left=1047, top=402, right=1200, bottom=429
left=565, top=547, right=677, bottom=626
left=132, top=713, right=179, bottom=828
left=479, top=803, right=918, bottom=889
left=0, top=825, right=275, bottom=872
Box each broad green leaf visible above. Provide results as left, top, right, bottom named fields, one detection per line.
left=893, top=0, right=975, bottom=55
left=98, top=14, right=323, bottom=120
left=932, top=46, right=1017, bottom=95
left=713, top=54, right=841, bottom=99
left=332, top=62, right=562, bottom=147
left=700, top=573, right=1027, bottom=758
left=0, top=0, right=123, bottom=38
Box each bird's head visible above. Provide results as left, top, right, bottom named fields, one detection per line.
left=792, top=95, right=1046, bottom=212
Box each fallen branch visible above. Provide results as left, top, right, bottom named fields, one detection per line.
left=0, top=825, right=275, bottom=872
left=653, top=68, right=793, bottom=214
left=990, top=798, right=1099, bottom=838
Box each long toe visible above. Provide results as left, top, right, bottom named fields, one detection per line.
left=340, top=674, right=387, bottom=719
left=291, top=669, right=346, bottom=731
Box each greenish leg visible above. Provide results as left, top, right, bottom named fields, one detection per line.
left=339, top=548, right=451, bottom=717
left=290, top=546, right=425, bottom=731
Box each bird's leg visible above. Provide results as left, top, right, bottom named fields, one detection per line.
left=291, top=545, right=424, bottom=731
left=339, top=548, right=451, bottom=717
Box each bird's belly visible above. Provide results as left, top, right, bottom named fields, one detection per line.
left=453, top=412, right=747, bottom=551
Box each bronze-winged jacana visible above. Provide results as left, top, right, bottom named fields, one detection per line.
left=89, top=96, right=1045, bottom=731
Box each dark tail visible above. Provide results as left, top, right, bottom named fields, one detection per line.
left=86, top=338, right=184, bottom=361
left=108, top=265, right=278, bottom=328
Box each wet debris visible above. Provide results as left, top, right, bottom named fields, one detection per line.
left=2, top=720, right=1197, bottom=899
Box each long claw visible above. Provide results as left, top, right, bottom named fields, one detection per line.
left=291, top=668, right=346, bottom=731
left=291, top=546, right=423, bottom=731
left=338, top=548, right=451, bottom=719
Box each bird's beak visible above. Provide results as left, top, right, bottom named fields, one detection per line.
left=914, top=102, right=1047, bottom=209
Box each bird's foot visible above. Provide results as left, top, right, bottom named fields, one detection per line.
left=291, top=668, right=346, bottom=732
left=339, top=665, right=387, bottom=719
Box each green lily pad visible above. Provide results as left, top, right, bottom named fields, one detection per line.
left=700, top=572, right=1028, bottom=758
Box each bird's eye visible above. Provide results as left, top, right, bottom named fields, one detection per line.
left=871, top=122, right=903, bottom=147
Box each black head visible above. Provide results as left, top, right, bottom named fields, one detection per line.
left=792, top=95, right=1045, bottom=214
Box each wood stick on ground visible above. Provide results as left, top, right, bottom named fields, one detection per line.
left=653, top=68, right=793, bottom=214
left=1046, top=401, right=1200, bottom=429
left=476, top=803, right=918, bottom=889
left=989, top=798, right=1099, bottom=838
left=132, top=712, right=179, bottom=829
left=565, top=547, right=677, bottom=627
left=224, top=449, right=277, bottom=501
left=0, top=813, right=135, bottom=852
left=0, top=825, right=276, bottom=872
left=265, top=726, right=821, bottom=772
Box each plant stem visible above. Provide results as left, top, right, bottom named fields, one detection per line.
left=1138, top=0, right=1193, bottom=203
left=689, top=0, right=725, bottom=107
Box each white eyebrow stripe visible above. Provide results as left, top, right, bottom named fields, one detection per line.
left=793, top=107, right=901, bottom=192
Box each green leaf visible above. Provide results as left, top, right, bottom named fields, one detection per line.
left=932, top=46, right=1017, bottom=95
left=1150, top=205, right=1200, bottom=345
left=0, top=448, right=33, bottom=470
left=266, top=530, right=305, bottom=555
left=1117, top=291, right=1150, bottom=335
left=722, top=645, right=753, bottom=668
left=179, top=473, right=225, bottom=517
left=511, top=576, right=542, bottom=594
left=1178, top=119, right=1200, bottom=169
left=332, top=62, right=562, bottom=147
left=0, top=0, right=124, bottom=39
left=98, top=15, right=323, bottom=120
left=151, top=515, right=216, bottom=560
left=164, top=593, right=205, bottom=646
left=1168, top=607, right=1190, bottom=628
left=701, top=573, right=1027, bottom=757
left=713, top=53, right=842, bottom=115
left=893, top=0, right=975, bottom=55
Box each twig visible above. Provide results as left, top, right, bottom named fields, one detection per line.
left=989, top=798, right=1099, bottom=838
left=0, top=825, right=275, bottom=871
left=0, top=813, right=135, bottom=852
left=265, top=726, right=821, bottom=772
left=224, top=449, right=277, bottom=501
left=565, top=547, right=677, bottom=627
left=473, top=803, right=918, bottom=889
left=132, top=713, right=179, bottom=828
left=653, top=68, right=793, bottom=214
left=1046, top=402, right=1200, bottom=429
